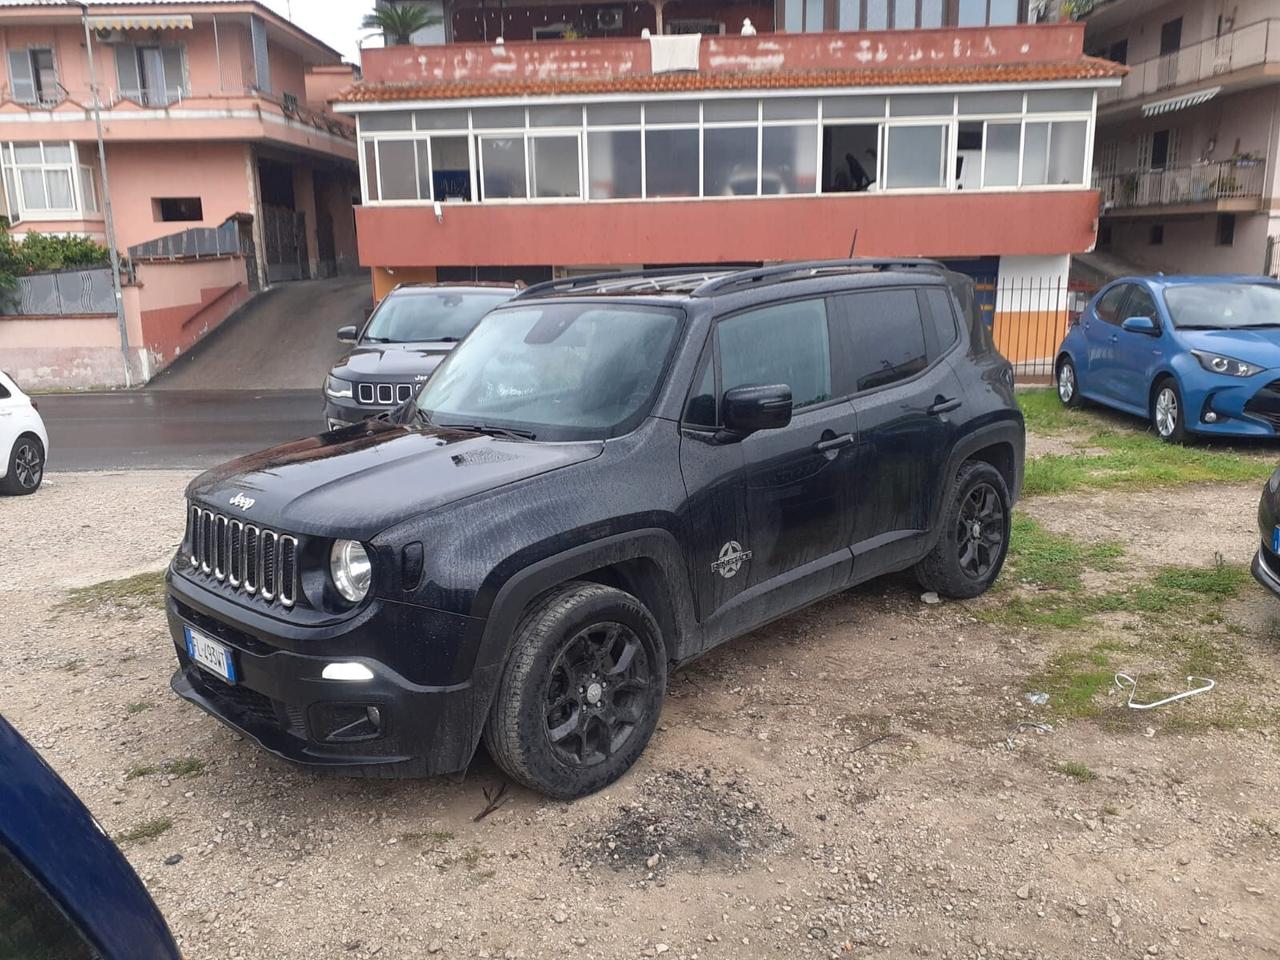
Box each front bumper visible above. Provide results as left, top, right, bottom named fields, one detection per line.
left=1185, top=373, right=1280, bottom=438
left=322, top=394, right=395, bottom=430
left=1251, top=545, right=1280, bottom=599
left=166, top=573, right=492, bottom=778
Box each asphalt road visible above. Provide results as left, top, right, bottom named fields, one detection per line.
left=40, top=390, right=323, bottom=471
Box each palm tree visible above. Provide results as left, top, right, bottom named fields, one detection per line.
left=362, top=3, right=443, bottom=45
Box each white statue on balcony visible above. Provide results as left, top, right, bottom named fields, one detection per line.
left=742, top=18, right=756, bottom=35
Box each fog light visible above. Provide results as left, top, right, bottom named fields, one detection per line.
left=1204, top=411, right=1219, bottom=423
left=322, top=662, right=374, bottom=681
left=366, top=706, right=382, bottom=728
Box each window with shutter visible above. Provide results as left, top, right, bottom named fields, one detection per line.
left=115, top=44, right=141, bottom=100
left=7, top=50, right=35, bottom=104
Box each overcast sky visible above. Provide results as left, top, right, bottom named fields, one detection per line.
left=259, top=0, right=380, bottom=64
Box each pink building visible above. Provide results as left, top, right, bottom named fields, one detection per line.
left=0, top=2, right=361, bottom=386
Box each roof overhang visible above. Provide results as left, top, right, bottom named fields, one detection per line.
left=1141, top=86, right=1220, bottom=118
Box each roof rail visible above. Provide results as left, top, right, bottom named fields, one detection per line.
left=513, top=266, right=733, bottom=300
left=690, top=258, right=948, bottom=297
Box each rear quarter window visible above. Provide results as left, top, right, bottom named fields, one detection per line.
left=1094, top=285, right=1130, bottom=325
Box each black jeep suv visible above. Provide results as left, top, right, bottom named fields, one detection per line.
left=167, top=260, right=1024, bottom=799
left=323, top=282, right=517, bottom=429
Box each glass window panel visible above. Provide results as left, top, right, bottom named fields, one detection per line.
left=983, top=122, right=1020, bottom=187
left=785, top=0, right=804, bottom=31
left=704, top=99, right=757, bottom=122
left=956, top=121, right=982, bottom=189
left=920, top=0, right=943, bottom=27
left=13, top=144, right=41, bottom=164
left=587, top=130, right=642, bottom=198
left=835, top=290, right=928, bottom=392
left=865, top=0, right=889, bottom=29
left=19, top=168, right=47, bottom=208
left=472, top=106, right=525, bottom=128
left=644, top=128, right=699, bottom=197
left=719, top=299, right=831, bottom=409
left=837, top=0, right=858, bottom=28
left=431, top=135, right=472, bottom=201
left=893, top=0, right=915, bottom=27
left=1021, top=121, right=1050, bottom=185
left=703, top=126, right=758, bottom=197
left=645, top=101, right=699, bottom=124
left=821, top=123, right=879, bottom=192
left=958, top=92, right=1023, bottom=115
left=1046, top=120, right=1087, bottom=184
left=587, top=103, right=641, bottom=126
left=79, top=164, right=98, bottom=212
left=989, top=0, right=1019, bottom=24
left=889, top=94, right=953, bottom=117
left=804, top=0, right=824, bottom=30
left=414, top=108, right=468, bottom=130
left=1027, top=90, right=1093, bottom=113
left=823, top=95, right=886, bottom=118
left=529, top=135, right=580, bottom=198
left=684, top=352, right=716, bottom=426
left=480, top=135, right=527, bottom=199
left=529, top=104, right=583, bottom=127
left=45, top=168, right=73, bottom=208
left=378, top=139, right=418, bottom=200
left=762, top=124, right=818, bottom=194
left=958, top=0, right=985, bottom=25
left=763, top=97, right=818, bottom=120
left=884, top=125, right=946, bottom=188
left=0, top=845, right=98, bottom=960
left=415, top=140, right=432, bottom=199
left=361, top=110, right=412, bottom=132
left=363, top=140, right=378, bottom=200
left=43, top=144, right=72, bottom=163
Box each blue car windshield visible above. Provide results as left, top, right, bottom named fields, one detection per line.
left=363, top=291, right=512, bottom=343
left=416, top=303, right=681, bottom=441
left=1163, top=283, right=1280, bottom=329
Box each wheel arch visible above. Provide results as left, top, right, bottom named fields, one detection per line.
left=1148, top=370, right=1180, bottom=414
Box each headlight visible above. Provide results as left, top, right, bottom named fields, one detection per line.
left=325, top=375, right=353, bottom=399
left=330, top=539, right=372, bottom=602
left=1191, top=350, right=1263, bottom=378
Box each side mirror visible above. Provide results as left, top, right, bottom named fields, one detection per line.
left=722, top=384, right=792, bottom=437
left=336, top=324, right=358, bottom=344
left=1121, top=315, right=1159, bottom=335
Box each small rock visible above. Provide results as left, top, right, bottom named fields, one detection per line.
left=1147, top=946, right=1159, bottom=956
left=1016, top=884, right=1031, bottom=900
left=921, top=591, right=941, bottom=605
left=646, top=854, right=660, bottom=869
left=427, top=942, right=442, bottom=954
left=552, top=911, right=568, bottom=924
left=655, top=945, right=670, bottom=955
left=1245, top=887, right=1264, bottom=896
left=163, top=853, right=182, bottom=866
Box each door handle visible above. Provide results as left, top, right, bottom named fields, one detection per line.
left=814, top=432, right=854, bottom=453
left=928, top=397, right=962, bottom=416
left=1110, top=334, right=1119, bottom=343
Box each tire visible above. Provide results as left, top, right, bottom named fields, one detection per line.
left=0, top=435, right=44, bottom=496
left=914, top=461, right=1012, bottom=600
left=1152, top=377, right=1188, bottom=444
left=1056, top=356, right=1083, bottom=408
left=483, top=581, right=667, bottom=800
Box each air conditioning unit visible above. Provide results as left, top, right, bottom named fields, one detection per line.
left=93, top=28, right=130, bottom=44
left=597, top=7, right=624, bottom=31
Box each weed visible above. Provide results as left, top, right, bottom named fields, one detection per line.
left=1007, top=513, right=1123, bottom=590
left=401, top=829, right=454, bottom=846
left=163, top=757, right=205, bottom=778
left=1102, top=804, right=1120, bottom=817
left=56, top=570, right=166, bottom=620
left=124, top=764, right=158, bottom=781
left=116, top=817, right=173, bottom=844
left=1028, top=648, right=1114, bottom=718
left=1055, top=761, right=1097, bottom=782
left=125, top=701, right=153, bottom=716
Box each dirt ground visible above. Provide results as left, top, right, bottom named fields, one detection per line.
left=3, top=458, right=1279, bottom=960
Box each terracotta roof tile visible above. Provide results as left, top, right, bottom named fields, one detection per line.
left=338, top=56, right=1124, bottom=103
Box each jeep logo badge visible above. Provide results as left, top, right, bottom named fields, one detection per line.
left=711, top=540, right=752, bottom=579
left=228, top=492, right=256, bottom=511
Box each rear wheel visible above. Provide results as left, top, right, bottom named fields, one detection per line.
left=1, top=435, right=44, bottom=495
left=1056, top=357, right=1082, bottom=408
left=914, top=461, right=1011, bottom=599
left=1152, top=378, right=1188, bottom=444
left=483, top=581, right=666, bottom=799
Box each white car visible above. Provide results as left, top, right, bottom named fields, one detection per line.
left=0, top=370, right=48, bottom=495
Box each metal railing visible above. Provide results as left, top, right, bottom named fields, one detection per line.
left=127, top=215, right=248, bottom=262
left=1096, top=159, right=1265, bottom=210
left=985, top=275, right=1080, bottom=380
left=0, top=266, right=115, bottom=316
left=1099, top=18, right=1280, bottom=105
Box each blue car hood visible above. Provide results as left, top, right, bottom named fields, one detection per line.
left=1177, top=327, right=1280, bottom=369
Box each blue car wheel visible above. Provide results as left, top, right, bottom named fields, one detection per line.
left=1057, top=356, right=1082, bottom=409
left=1152, top=377, right=1188, bottom=444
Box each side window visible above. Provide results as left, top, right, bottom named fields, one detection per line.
left=834, top=289, right=929, bottom=393
left=0, top=844, right=99, bottom=959
left=683, top=348, right=717, bottom=427
left=1094, top=284, right=1130, bottom=325
left=0, top=381, right=9, bottom=400
left=717, top=299, right=831, bottom=411
left=1123, top=286, right=1158, bottom=322
left=924, top=287, right=959, bottom=357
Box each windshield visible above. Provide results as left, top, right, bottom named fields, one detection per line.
left=415, top=302, right=682, bottom=441
left=363, top=290, right=512, bottom=343
left=1164, top=283, right=1280, bottom=329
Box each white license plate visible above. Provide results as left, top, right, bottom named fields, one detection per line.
left=184, top=625, right=237, bottom=684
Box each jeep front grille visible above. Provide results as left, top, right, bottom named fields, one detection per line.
left=187, top=505, right=298, bottom=607
left=356, top=382, right=414, bottom=406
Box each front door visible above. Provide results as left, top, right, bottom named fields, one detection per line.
left=679, top=295, right=857, bottom=649
left=1111, top=283, right=1162, bottom=410
left=1083, top=283, right=1133, bottom=402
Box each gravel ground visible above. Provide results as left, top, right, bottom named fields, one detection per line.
left=2, top=467, right=1279, bottom=960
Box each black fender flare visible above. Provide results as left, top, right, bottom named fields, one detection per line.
left=928, top=419, right=1026, bottom=542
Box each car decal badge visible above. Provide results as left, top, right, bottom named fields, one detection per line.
left=712, top=540, right=752, bottom=579
left=228, top=492, right=256, bottom=511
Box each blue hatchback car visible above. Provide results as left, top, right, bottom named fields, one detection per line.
left=1055, top=275, right=1280, bottom=441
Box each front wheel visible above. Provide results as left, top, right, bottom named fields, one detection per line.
left=1152, top=378, right=1188, bottom=444
left=914, top=461, right=1011, bottom=600
left=1057, top=357, right=1083, bottom=408
left=1, top=435, right=44, bottom=495
left=483, top=581, right=666, bottom=799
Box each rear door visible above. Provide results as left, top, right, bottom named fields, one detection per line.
left=830, top=284, right=968, bottom=579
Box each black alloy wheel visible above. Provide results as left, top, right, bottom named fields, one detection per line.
left=956, top=482, right=1005, bottom=580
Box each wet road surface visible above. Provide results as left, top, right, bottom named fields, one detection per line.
left=40, top=390, right=323, bottom=471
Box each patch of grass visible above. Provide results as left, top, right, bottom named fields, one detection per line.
left=1018, top=388, right=1095, bottom=434
left=400, top=829, right=454, bottom=846
left=1028, top=648, right=1115, bottom=718
left=163, top=757, right=205, bottom=778
left=1007, top=513, right=1124, bottom=590
left=1054, top=760, right=1098, bottom=782
left=124, top=763, right=158, bottom=781
left=116, top=817, right=173, bottom=844
left=125, top=701, right=153, bottom=716
left=56, top=570, right=166, bottom=619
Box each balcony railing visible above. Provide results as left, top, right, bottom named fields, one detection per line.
left=1099, top=18, right=1280, bottom=106
left=1097, top=159, right=1265, bottom=210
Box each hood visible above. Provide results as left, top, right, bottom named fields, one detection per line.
left=1176, top=327, right=1280, bottom=370
left=186, top=420, right=604, bottom=538
left=331, top=342, right=455, bottom=381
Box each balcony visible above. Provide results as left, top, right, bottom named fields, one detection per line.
left=1098, top=18, right=1280, bottom=111
left=1097, top=159, right=1265, bottom=216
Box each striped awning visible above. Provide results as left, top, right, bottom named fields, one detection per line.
left=86, top=14, right=194, bottom=31
left=1142, top=86, right=1220, bottom=118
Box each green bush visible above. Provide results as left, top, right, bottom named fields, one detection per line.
left=0, top=225, right=111, bottom=297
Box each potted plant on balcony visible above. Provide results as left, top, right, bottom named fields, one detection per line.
left=1231, top=151, right=1263, bottom=168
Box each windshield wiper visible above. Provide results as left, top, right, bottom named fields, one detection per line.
left=437, top=422, right=537, bottom=441
left=419, top=336, right=460, bottom=343
left=362, top=335, right=394, bottom=343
